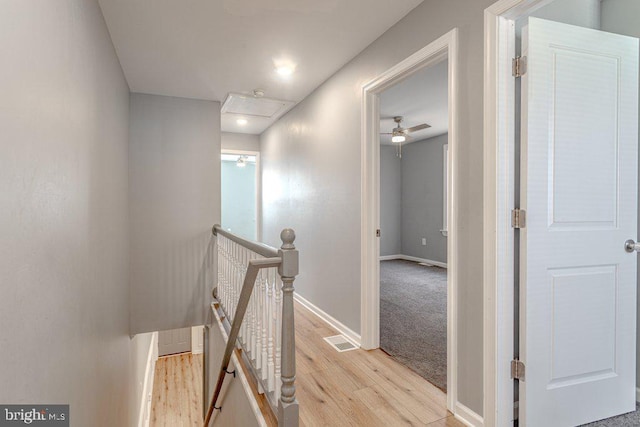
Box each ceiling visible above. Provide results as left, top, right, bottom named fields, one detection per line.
left=98, top=0, right=423, bottom=134
left=379, top=59, right=448, bottom=145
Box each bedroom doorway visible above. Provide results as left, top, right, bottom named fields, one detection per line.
left=361, top=28, right=459, bottom=411
left=378, top=60, right=449, bottom=393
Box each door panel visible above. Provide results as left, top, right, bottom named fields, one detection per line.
left=521, top=18, right=638, bottom=426
left=158, top=327, right=191, bottom=357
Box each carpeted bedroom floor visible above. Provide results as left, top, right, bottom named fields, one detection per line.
left=580, top=404, right=640, bottom=426
left=379, top=260, right=639, bottom=425
left=380, top=259, right=447, bottom=392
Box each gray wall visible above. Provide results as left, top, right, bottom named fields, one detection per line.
left=529, top=0, right=600, bottom=28
left=380, top=146, right=402, bottom=256
left=129, top=93, right=220, bottom=334
left=0, top=0, right=132, bottom=424
left=401, top=134, right=448, bottom=263
left=260, top=0, right=492, bottom=413
left=600, top=0, right=640, bottom=396
left=221, top=132, right=260, bottom=152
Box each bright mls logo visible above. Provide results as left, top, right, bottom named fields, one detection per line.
left=0, top=406, right=68, bottom=426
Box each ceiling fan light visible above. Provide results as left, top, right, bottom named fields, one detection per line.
left=391, top=135, right=406, bottom=143
left=236, top=155, right=248, bottom=167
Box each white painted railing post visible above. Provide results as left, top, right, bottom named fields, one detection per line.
left=277, top=229, right=299, bottom=426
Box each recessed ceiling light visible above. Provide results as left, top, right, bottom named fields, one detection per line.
left=236, top=118, right=248, bottom=125
left=276, top=66, right=294, bottom=77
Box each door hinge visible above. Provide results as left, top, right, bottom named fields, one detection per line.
left=511, top=359, right=525, bottom=380
left=376, top=229, right=381, bottom=237
left=512, top=56, right=527, bottom=77
left=511, top=209, right=526, bottom=229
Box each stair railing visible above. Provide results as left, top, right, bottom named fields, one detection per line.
left=204, top=224, right=298, bottom=426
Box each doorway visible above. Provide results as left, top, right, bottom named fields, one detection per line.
left=361, top=28, right=459, bottom=412
left=378, top=60, right=450, bottom=392
left=152, top=326, right=205, bottom=423
left=220, top=150, right=260, bottom=240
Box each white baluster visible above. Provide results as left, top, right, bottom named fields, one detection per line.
left=256, top=270, right=264, bottom=377
left=250, top=250, right=257, bottom=360
left=238, top=244, right=244, bottom=345
left=275, top=273, right=283, bottom=400
left=262, top=268, right=269, bottom=381
left=267, top=267, right=275, bottom=393
left=224, top=236, right=229, bottom=312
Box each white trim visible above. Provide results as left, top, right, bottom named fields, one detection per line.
left=221, top=149, right=262, bottom=241
left=483, top=1, right=557, bottom=426
left=361, top=28, right=459, bottom=413
left=138, top=331, right=158, bottom=427
left=443, top=143, right=449, bottom=236
left=191, top=325, right=204, bottom=354
left=454, top=402, right=485, bottom=427
left=379, top=254, right=402, bottom=261
left=294, top=293, right=361, bottom=347
left=379, top=254, right=448, bottom=269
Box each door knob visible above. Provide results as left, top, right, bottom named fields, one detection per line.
left=625, top=239, right=640, bottom=253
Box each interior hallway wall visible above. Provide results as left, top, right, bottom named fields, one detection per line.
left=0, top=0, right=131, bottom=424
left=600, top=0, right=640, bottom=394
left=260, top=0, right=495, bottom=414
left=380, top=146, right=402, bottom=256
left=401, top=134, right=448, bottom=263
left=528, top=0, right=601, bottom=28
left=129, top=93, right=220, bottom=334
left=221, top=132, right=260, bottom=152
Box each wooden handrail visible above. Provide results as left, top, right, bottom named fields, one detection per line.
left=212, top=224, right=279, bottom=258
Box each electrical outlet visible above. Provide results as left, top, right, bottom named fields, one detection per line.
left=421, top=238, right=427, bottom=246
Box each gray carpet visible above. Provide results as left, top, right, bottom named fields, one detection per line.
left=581, top=404, right=640, bottom=426
left=380, top=259, right=447, bottom=392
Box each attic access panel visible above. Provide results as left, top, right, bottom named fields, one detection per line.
left=221, top=93, right=295, bottom=118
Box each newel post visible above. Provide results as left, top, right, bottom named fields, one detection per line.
left=277, top=229, right=299, bottom=426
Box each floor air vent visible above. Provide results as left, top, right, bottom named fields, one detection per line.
left=323, top=335, right=357, bottom=352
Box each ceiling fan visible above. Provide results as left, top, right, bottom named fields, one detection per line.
left=381, top=116, right=431, bottom=158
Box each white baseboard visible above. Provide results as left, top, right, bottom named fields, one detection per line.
left=379, top=254, right=448, bottom=269
left=454, top=401, right=484, bottom=427
left=294, top=293, right=361, bottom=347
left=139, top=331, right=158, bottom=427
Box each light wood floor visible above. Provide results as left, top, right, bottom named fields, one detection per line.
left=295, top=301, right=463, bottom=427
left=151, top=303, right=462, bottom=426
left=151, top=352, right=203, bottom=427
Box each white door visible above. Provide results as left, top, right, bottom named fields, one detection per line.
left=158, top=327, right=191, bottom=356
left=520, top=17, right=638, bottom=426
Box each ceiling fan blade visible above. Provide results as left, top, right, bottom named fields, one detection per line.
left=405, top=123, right=431, bottom=133
left=380, top=132, right=393, bottom=135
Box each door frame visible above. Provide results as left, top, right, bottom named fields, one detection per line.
left=483, top=1, right=567, bottom=425
left=360, top=28, right=459, bottom=413
left=220, top=149, right=262, bottom=241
